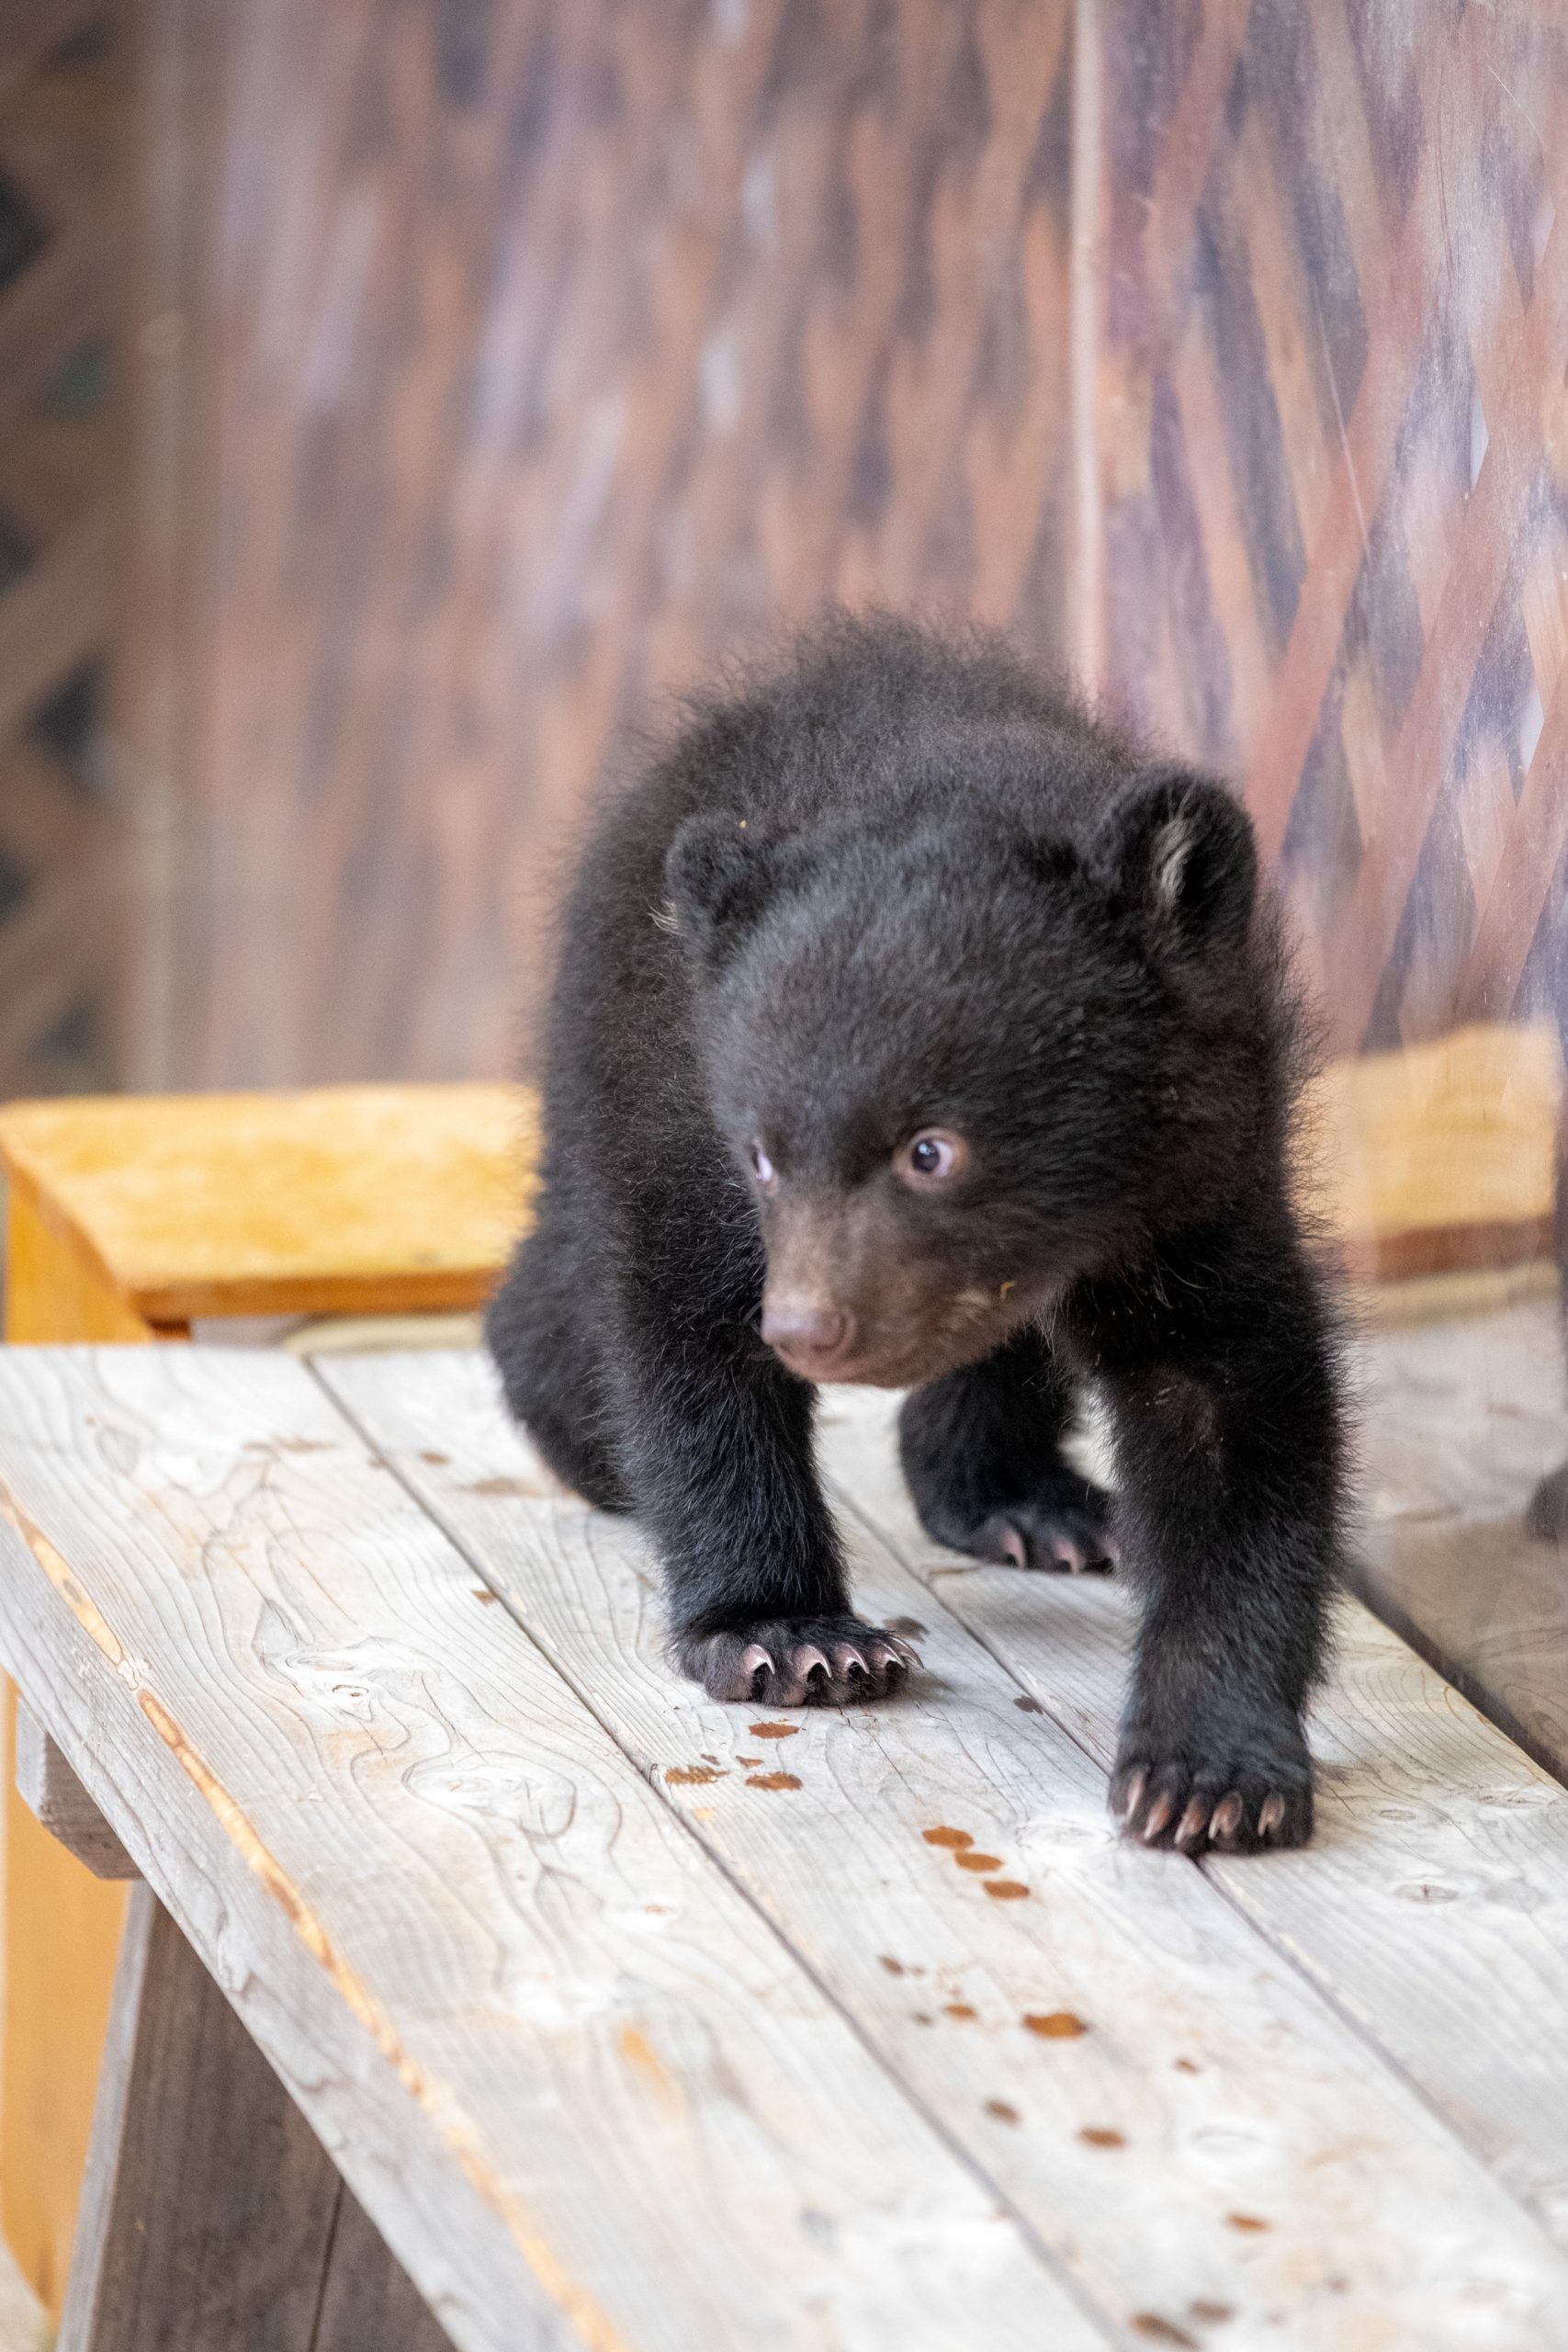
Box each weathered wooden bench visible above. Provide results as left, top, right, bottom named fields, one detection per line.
left=5, top=1341, right=1568, bottom=2347
left=0, top=1025, right=1563, bottom=2337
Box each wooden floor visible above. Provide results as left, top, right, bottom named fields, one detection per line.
left=4, top=1334, right=1568, bottom=2346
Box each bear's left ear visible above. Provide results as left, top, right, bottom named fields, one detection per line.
left=1089, top=769, right=1257, bottom=958
left=664, top=812, right=778, bottom=964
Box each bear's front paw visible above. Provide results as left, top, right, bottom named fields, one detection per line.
left=925, top=1473, right=1118, bottom=1574
left=673, top=1616, right=920, bottom=1707
left=1111, top=1703, right=1313, bottom=1854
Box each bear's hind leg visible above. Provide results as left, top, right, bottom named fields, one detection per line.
left=899, top=1328, right=1116, bottom=1573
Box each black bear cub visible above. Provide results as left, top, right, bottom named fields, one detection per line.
left=488, top=615, right=1347, bottom=1853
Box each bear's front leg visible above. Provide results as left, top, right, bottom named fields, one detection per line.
left=1088, top=1228, right=1343, bottom=1854
left=613, top=1295, right=916, bottom=1707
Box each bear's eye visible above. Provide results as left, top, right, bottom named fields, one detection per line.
left=750, top=1142, right=776, bottom=1188
left=899, top=1130, right=967, bottom=1185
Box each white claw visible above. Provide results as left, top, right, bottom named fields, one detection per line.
left=839, top=1648, right=869, bottom=1678
left=740, top=1644, right=774, bottom=1680
left=795, top=1645, right=831, bottom=1681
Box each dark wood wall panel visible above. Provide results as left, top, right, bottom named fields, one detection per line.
left=138, top=0, right=1076, bottom=1086
left=0, top=5, right=121, bottom=1100
left=1094, top=0, right=1568, bottom=1057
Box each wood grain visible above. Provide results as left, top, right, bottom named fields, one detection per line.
left=2, top=1176, right=144, bottom=2316
left=331, top=1346, right=1568, bottom=2345
left=15, top=1705, right=136, bottom=1881
left=59, top=1886, right=382, bottom=2352
left=807, top=1381, right=1568, bottom=2256
left=0, top=1345, right=1077, bottom=2352
left=0, top=1086, right=536, bottom=1321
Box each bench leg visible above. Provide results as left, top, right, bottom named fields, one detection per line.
left=60, top=1885, right=449, bottom=2352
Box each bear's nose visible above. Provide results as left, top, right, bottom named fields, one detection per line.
left=761, top=1297, right=857, bottom=1374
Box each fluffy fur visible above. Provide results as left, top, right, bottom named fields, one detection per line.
left=487, top=614, right=1348, bottom=1852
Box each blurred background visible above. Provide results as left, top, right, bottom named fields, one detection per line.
left=6, top=0, right=1567, bottom=1102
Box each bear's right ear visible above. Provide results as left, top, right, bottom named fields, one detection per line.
left=664, top=813, right=776, bottom=962
left=1089, top=768, right=1257, bottom=961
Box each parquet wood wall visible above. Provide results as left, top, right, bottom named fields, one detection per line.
left=116, top=0, right=1568, bottom=1080
left=0, top=5, right=120, bottom=1101
left=1095, top=0, right=1568, bottom=1056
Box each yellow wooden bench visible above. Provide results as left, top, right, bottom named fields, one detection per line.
left=0, top=1024, right=1558, bottom=2319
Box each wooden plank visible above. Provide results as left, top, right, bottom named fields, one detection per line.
left=2, top=1181, right=151, bottom=2315
left=57, top=1885, right=440, bottom=2352
left=0, top=1086, right=536, bottom=1322
left=313, top=2182, right=456, bottom=2352
left=328, top=1347, right=1568, bottom=2344
left=16, top=1705, right=137, bottom=1881
left=0, top=1346, right=1077, bottom=2352
left=801, top=1380, right=1568, bottom=2255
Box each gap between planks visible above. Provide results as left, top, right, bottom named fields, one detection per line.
left=322, top=1348, right=1568, bottom=2351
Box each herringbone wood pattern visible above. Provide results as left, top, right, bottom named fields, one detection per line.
left=1096, top=0, right=1568, bottom=1056
left=0, top=3, right=118, bottom=1102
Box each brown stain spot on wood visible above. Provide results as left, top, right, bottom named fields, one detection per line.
left=1023, top=2010, right=1087, bottom=2039
left=1131, top=2319, right=1197, bottom=2348
left=738, top=1755, right=761, bottom=1767
left=471, top=1588, right=500, bottom=1605
left=922, top=1826, right=973, bottom=1849
left=746, top=1770, right=802, bottom=1791
left=276, top=1436, right=334, bottom=1453
left=983, top=1879, right=1030, bottom=1900
left=911, top=2011, right=934, bottom=2025
left=1174, top=2057, right=1201, bottom=2074
left=878, top=1954, right=905, bottom=1974
left=943, top=2002, right=978, bottom=2020
left=664, top=1764, right=724, bottom=1785
left=750, top=1721, right=799, bottom=1738
left=886, top=1615, right=927, bottom=1637
left=1014, top=1693, right=1043, bottom=1713
left=462, top=1475, right=534, bottom=1498
left=420, top=1450, right=449, bottom=1464
left=985, top=2098, right=1021, bottom=2124
left=1079, top=2125, right=1125, bottom=2147
left=618, top=2024, right=676, bottom=2101
left=953, top=1850, right=1004, bottom=1871
left=1225, top=2212, right=1269, bottom=2233
left=1189, top=2302, right=1235, bottom=2324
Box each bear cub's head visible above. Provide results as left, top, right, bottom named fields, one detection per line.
left=665, top=771, right=1269, bottom=1389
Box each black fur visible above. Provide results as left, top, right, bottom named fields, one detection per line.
left=488, top=614, right=1348, bottom=1851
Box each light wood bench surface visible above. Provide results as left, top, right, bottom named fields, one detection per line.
left=4, top=1344, right=1568, bottom=2348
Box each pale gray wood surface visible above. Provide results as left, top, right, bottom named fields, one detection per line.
left=0, top=1346, right=1083, bottom=2352
left=15, top=1703, right=138, bottom=1879
left=329, top=1347, right=1568, bottom=2350
left=60, top=1884, right=445, bottom=2352
left=811, top=1380, right=1568, bottom=2256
